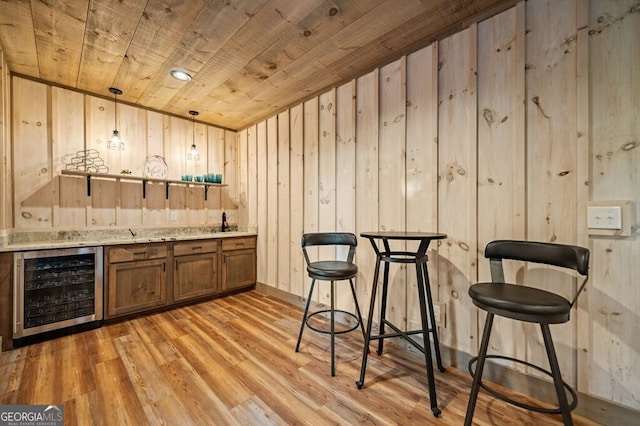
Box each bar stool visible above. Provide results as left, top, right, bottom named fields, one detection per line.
left=465, top=240, right=590, bottom=426
left=295, top=232, right=366, bottom=376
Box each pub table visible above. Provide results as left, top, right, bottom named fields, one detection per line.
left=356, top=231, right=447, bottom=417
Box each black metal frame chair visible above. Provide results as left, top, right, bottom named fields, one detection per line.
left=295, top=232, right=366, bottom=376
left=464, top=240, right=590, bottom=426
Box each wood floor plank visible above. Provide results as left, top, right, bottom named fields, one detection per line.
left=177, top=305, right=247, bottom=367
left=0, top=290, right=601, bottom=425
left=92, top=358, right=148, bottom=425
left=172, top=334, right=254, bottom=408
left=114, top=333, right=177, bottom=404
left=229, top=395, right=287, bottom=425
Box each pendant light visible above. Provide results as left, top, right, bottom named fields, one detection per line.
left=107, top=87, right=125, bottom=151
left=187, top=110, right=200, bottom=161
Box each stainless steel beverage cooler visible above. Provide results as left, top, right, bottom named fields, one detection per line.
left=13, top=246, right=103, bottom=343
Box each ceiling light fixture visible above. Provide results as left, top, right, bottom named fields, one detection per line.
left=187, top=110, right=200, bottom=161
left=171, top=69, right=192, bottom=81
left=107, top=87, right=125, bottom=151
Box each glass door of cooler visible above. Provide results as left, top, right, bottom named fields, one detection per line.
left=14, top=247, right=103, bottom=339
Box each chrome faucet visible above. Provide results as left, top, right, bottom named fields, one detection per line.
left=221, top=211, right=228, bottom=232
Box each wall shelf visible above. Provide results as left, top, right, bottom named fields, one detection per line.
left=61, top=170, right=227, bottom=200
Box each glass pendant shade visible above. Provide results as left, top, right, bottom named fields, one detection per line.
left=187, top=143, right=200, bottom=161
left=107, top=87, right=125, bottom=151
left=187, top=110, right=200, bottom=161
left=107, top=129, right=125, bottom=151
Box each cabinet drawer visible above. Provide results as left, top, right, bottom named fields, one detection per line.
left=221, top=237, right=256, bottom=251
left=108, top=245, right=168, bottom=263
left=174, top=240, right=218, bottom=257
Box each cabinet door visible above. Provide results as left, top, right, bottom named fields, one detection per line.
left=107, top=258, right=166, bottom=318
left=174, top=252, right=219, bottom=302
left=222, top=249, right=256, bottom=291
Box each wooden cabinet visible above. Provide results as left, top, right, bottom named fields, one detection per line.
left=106, top=244, right=168, bottom=318
left=0, top=252, right=13, bottom=351
left=105, top=235, right=255, bottom=320
left=173, top=240, right=219, bottom=302
left=221, top=236, right=256, bottom=291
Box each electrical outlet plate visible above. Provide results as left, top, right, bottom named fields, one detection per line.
left=170, top=211, right=177, bottom=221
left=586, top=201, right=633, bottom=237
left=587, top=206, right=622, bottom=229
left=432, top=302, right=445, bottom=328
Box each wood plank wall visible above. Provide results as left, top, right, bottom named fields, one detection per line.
left=8, top=78, right=239, bottom=229
left=0, top=48, right=9, bottom=232
left=588, top=0, right=640, bottom=410
left=235, top=0, right=640, bottom=413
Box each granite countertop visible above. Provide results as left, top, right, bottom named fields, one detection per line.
left=0, top=226, right=257, bottom=252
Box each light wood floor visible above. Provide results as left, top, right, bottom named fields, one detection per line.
left=0, top=290, right=600, bottom=425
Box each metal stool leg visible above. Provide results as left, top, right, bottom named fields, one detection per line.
left=330, top=280, right=336, bottom=376
left=416, top=261, right=440, bottom=417
left=295, top=279, right=316, bottom=352
left=356, top=258, right=381, bottom=389
left=422, top=262, right=445, bottom=372
left=464, top=312, right=495, bottom=426
left=541, top=323, right=574, bottom=426
left=348, top=278, right=366, bottom=340
left=377, top=261, right=390, bottom=355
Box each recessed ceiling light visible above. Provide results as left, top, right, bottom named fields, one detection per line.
left=170, top=69, right=192, bottom=81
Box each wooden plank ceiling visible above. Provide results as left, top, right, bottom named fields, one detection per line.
left=0, top=0, right=514, bottom=130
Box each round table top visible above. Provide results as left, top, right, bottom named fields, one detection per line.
left=360, top=231, right=447, bottom=240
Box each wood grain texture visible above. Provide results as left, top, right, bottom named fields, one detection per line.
left=476, top=3, right=526, bottom=364
left=317, top=90, right=337, bottom=307
left=378, top=58, right=407, bottom=328
left=246, top=125, right=258, bottom=229
left=0, top=51, right=10, bottom=230
left=437, top=26, right=478, bottom=354
left=256, top=121, right=268, bottom=284
left=405, top=44, right=439, bottom=332
left=12, top=78, right=52, bottom=228
left=525, top=0, right=579, bottom=382
left=266, top=116, right=279, bottom=288
left=354, top=69, right=380, bottom=323
left=0, top=252, right=12, bottom=351
left=302, top=98, right=319, bottom=300
left=335, top=81, right=357, bottom=312
left=0, top=290, right=599, bottom=425
left=237, top=128, right=249, bottom=226
left=289, top=104, right=305, bottom=298
left=277, top=111, right=290, bottom=293
left=587, top=0, right=640, bottom=409
left=11, top=77, right=239, bottom=229
left=0, top=0, right=516, bottom=129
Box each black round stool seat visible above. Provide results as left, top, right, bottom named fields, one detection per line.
left=469, top=282, right=571, bottom=324
left=307, top=261, right=357, bottom=280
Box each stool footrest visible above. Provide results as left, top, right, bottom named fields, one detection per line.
left=306, top=309, right=361, bottom=335
left=468, top=354, right=577, bottom=414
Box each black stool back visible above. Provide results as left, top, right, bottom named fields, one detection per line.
left=465, top=239, right=589, bottom=425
